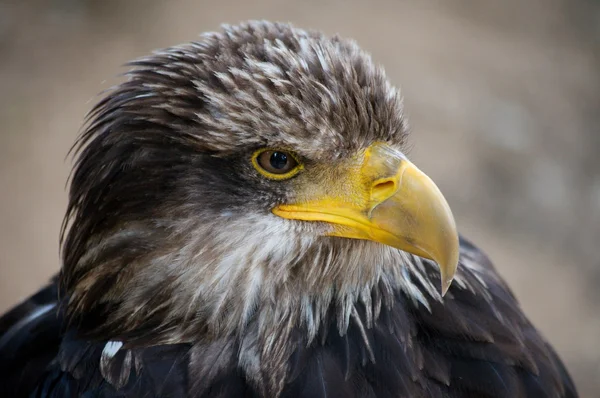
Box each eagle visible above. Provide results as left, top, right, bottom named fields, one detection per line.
left=0, top=21, right=577, bottom=398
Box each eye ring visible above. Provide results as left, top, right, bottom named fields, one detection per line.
left=251, top=148, right=303, bottom=180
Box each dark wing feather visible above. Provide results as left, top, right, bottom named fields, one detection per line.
left=276, top=237, right=578, bottom=398
left=0, top=277, right=61, bottom=398
left=409, top=237, right=578, bottom=398
left=34, top=336, right=192, bottom=398
left=0, top=279, right=195, bottom=397
left=290, top=351, right=352, bottom=398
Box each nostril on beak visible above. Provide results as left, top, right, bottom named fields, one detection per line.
left=371, top=179, right=398, bottom=203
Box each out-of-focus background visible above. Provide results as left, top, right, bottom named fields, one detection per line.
left=0, top=0, right=598, bottom=395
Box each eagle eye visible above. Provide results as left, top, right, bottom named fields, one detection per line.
left=252, top=148, right=303, bottom=180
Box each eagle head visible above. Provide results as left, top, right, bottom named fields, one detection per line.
left=61, top=21, right=458, bottom=347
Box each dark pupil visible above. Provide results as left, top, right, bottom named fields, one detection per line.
left=270, top=152, right=288, bottom=170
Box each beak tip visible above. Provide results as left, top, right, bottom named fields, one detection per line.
left=438, top=254, right=458, bottom=297
left=441, top=237, right=460, bottom=297
left=441, top=278, right=452, bottom=297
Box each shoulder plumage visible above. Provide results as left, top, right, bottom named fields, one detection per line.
left=410, top=237, right=579, bottom=397
left=0, top=278, right=61, bottom=398
left=274, top=238, right=579, bottom=398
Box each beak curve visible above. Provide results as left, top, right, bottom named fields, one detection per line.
left=273, top=143, right=459, bottom=295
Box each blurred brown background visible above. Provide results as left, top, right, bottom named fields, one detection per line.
left=0, top=0, right=599, bottom=395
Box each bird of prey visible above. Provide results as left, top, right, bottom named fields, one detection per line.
left=0, top=21, right=577, bottom=398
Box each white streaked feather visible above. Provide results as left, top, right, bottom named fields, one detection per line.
left=101, top=340, right=123, bottom=360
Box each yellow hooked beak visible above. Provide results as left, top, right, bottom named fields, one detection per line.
left=273, top=142, right=459, bottom=295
